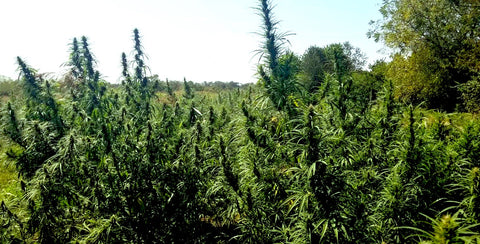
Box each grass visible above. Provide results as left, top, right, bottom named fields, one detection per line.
left=0, top=163, right=19, bottom=202
left=0, top=141, right=24, bottom=210
left=0, top=135, right=31, bottom=242
left=0, top=136, right=20, bottom=201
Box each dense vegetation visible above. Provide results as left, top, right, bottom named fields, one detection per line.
left=1, top=0, right=480, bottom=243
left=370, top=0, right=480, bottom=112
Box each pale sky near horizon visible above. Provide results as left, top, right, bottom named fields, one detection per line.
left=0, top=0, right=388, bottom=83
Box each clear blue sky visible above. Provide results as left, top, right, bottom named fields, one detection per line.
left=0, top=0, right=387, bottom=83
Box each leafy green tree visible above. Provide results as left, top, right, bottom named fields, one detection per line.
left=323, top=42, right=365, bottom=81
left=300, top=46, right=327, bottom=93
left=371, top=0, right=480, bottom=110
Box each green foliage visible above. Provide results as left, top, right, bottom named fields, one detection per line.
left=255, top=0, right=299, bottom=112
left=459, top=77, right=480, bottom=113
left=81, top=36, right=96, bottom=80
left=0, top=79, right=19, bottom=99
left=323, top=42, right=366, bottom=79
left=298, top=42, right=368, bottom=107
left=405, top=212, right=480, bottom=243
left=183, top=77, right=194, bottom=99
left=68, top=37, right=83, bottom=79
left=300, top=46, right=327, bottom=93
left=387, top=49, right=455, bottom=109
left=371, top=0, right=480, bottom=111
left=1, top=1, right=480, bottom=242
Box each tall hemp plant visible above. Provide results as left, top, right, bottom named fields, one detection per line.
left=256, top=0, right=299, bottom=112
left=9, top=57, right=64, bottom=177
left=0, top=57, right=74, bottom=242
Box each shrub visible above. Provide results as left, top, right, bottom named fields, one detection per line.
left=459, top=77, right=480, bottom=113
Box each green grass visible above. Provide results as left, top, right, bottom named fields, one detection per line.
left=0, top=137, right=25, bottom=210
left=0, top=137, right=20, bottom=201
left=0, top=168, right=21, bottom=205
left=0, top=135, right=30, bottom=242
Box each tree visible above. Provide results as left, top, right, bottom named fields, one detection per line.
left=370, top=0, right=480, bottom=111
left=323, top=42, right=365, bottom=81
left=301, top=46, right=327, bottom=93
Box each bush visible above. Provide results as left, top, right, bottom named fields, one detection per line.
left=459, top=77, right=480, bottom=113
left=0, top=80, right=19, bottom=97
